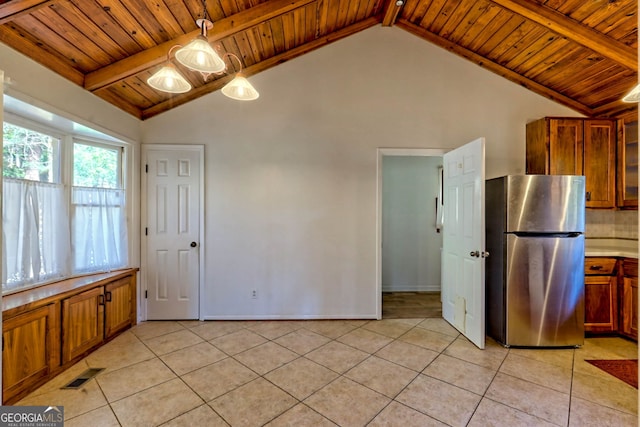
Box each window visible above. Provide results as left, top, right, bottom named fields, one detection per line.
left=73, top=141, right=120, bottom=188
left=72, top=140, right=128, bottom=274
left=3, top=122, right=59, bottom=183
left=2, top=122, right=129, bottom=293
left=3, top=123, right=67, bottom=291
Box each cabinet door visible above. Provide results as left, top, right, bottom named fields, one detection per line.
left=621, top=277, right=638, bottom=340
left=584, top=120, right=616, bottom=208
left=585, top=275, right=617, bottom=333
left=2, top=304, right=57, bottom=403
left=105, top=276, right=134, bottom=339
left=62, top=287, right=105, bottom=363
left=617, top=119, right=638, bottom=208
left=549, top=119, right=583, bottom=176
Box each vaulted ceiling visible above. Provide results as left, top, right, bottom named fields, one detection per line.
left=0, top=0, right=637, bottom=120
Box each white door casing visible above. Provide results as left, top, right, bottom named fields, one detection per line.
left=142, top=145, right=203, bottom=320
left=442, top=138, right=486, bottom=349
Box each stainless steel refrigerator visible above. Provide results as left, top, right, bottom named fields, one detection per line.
left=485, top=175, right=585, bottom=347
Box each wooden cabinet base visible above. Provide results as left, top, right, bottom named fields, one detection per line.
left=2, top=304, right=59, bottom=404
left=2, top=269, right=137, bottom=404
left=621, top=277, right=638, bottom=340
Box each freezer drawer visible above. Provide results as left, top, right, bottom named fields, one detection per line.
left=505, top=233, right=585, bottom=347
left=505, top=175, right=585, bottom=233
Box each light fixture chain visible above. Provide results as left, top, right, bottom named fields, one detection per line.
left=202, top=0, right=208, bottom=21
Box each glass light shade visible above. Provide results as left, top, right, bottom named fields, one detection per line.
left=147, top=64, right=192, bottom=93
left=622, top=83, right=640, bottom=103
left=175, top=36, right=226, bottom=74
left=221, top=74, right=259, bottom=101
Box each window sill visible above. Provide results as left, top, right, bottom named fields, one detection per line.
left=2, top=268, right=138, bottom=318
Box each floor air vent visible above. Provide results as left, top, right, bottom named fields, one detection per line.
left=61, top=368, right=105, bottom=389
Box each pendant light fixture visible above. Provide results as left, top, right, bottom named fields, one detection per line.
left=220, top=54, right=259, bottom=101
left=622, top=83, right=640, bottom=103
left=146, top=0, right=259, bottom=101
left=147, top=47, right=192, bottom=93
left=174, top=1, right=225, bottom=77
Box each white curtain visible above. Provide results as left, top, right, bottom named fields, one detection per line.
left=72, top=186, right=128, bottom=274
left=3, top=178, right=70, bottom=291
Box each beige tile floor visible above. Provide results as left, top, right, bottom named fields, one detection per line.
left=17, top=319, right=639, bottom=427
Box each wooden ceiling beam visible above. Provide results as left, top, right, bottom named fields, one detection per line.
left=396, top=19, right=594, bottom=116
left=84, top=0, right=316, bottom=92
left=93, top=88, right=143, bottom=119
left=381, top=0, right=403, bottom=27
left=592, top=99, right=638, bottom=119
left=489, top=0, right=637, bottom=71
left=0, top=0, right=57, bottom=25
left=141, top=16, right=381, bottom=119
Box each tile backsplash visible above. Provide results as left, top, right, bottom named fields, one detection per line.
left=585, top=210, right=638, bottom=239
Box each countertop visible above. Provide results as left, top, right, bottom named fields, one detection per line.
left=585, top=238, right=638, bottom=258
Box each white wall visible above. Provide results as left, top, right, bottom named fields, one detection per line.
left=382, top=156, right=442, bottom=292
left=142, top=25, right=579, bottom=319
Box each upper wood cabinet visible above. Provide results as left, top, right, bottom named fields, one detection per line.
left=616, top=115, right=638, bottom=209
left=526, top=117, right=616, bottom=209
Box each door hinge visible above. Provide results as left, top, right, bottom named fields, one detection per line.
left=145, top=227, right=148, bottom=236
left=145, top=164, right=148, bottom=173
left=145, top=290, right=148, bottom=299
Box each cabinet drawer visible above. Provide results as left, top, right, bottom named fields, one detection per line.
left=585, top=258, right=617, bottom=275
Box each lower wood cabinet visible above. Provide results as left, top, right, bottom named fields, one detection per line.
left=2, top=269, right=137, bottom=404
left=584, top=257, right=638, bottom=341
left=584, top=257, right=618, bottom=333
left=104, top=276, right=135, bottom=339
left=620, top=259, right=638, bottom=340
left=2, top=304, right=59, bottom=404
left=62, top=287, right=105, bottom=363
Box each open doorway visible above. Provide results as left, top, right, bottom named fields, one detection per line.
left=377, top=149, right=446, bottom=319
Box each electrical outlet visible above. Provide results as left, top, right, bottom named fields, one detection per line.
left=251, top=289, right=258, bottom=299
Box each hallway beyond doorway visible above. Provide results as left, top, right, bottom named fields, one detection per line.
left=382, top=292, right=442, bottom=319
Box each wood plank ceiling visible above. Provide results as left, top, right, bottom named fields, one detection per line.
left=0, top=0, right=637, bottom=120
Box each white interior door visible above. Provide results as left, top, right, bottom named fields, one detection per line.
left=144, top=145, right=203, bottom=320
left=442, top=138, right=486, bottom=349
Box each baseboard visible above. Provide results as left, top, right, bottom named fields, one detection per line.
left=382, top=285, right=441, bottom=292
left=201, top=314, right=378, bottom=321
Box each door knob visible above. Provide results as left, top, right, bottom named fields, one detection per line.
left=190, top=242, right=197, bottom=248
left=469, top=251, right=479, bottom=257
left=481, top=251, right=490, bottom=258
